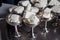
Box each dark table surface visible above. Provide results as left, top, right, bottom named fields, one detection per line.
left=0, top=3, right=16, bottom=40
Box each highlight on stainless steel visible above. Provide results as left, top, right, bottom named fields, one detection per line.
left=0, top=18, right=5, bottom=20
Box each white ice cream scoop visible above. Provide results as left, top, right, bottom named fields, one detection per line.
left=42, top=8, right=53, bottom=21
left=52, top=5, right=60, bottom=13
left=9, top=6, right=17, bottom=13
left=18, top=1, right=30, bottom=7
left=30, top=7, right=39, bottom=13
left=35, top=0, right=47, bottom=9
left=14, top=6, right=24, bottom=14
left=6, top=14, right=22, bottom=25
left=49, top=0, right=60, bottom=6
left=23, top=11, right=36, bottom=18
left=25, top=6, right=39, bottom=14
left=9, top=6, right=24, bottom=15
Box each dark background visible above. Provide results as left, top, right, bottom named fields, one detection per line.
left=1, top=0, right=25, bottom=5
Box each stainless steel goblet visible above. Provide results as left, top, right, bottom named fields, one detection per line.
left=6, top=14, right=22, bottom=38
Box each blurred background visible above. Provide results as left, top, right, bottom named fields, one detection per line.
left=1, top=0, right=25, bottom=5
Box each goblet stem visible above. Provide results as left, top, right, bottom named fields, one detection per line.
left=45, top=20, right=48, bottom=33
left=32, top=26, right=36, bottom=38
left=0, top=18, right=5, bottom=20
left=15, top=25, right=21, bottom=38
